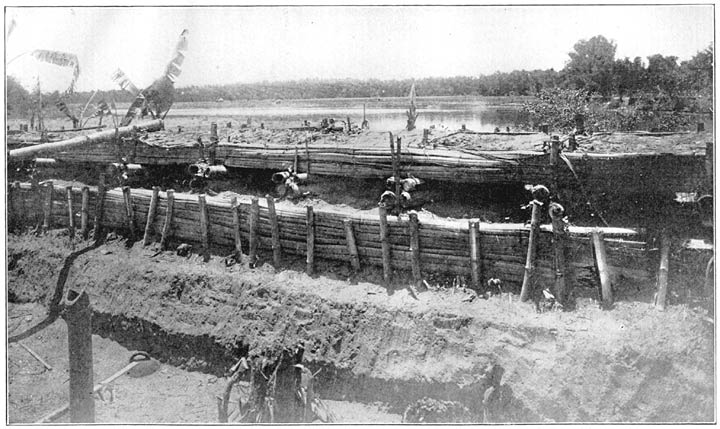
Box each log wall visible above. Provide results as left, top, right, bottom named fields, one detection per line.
left=8, top=182, right=651, bottom=288
left=38, top=138, right=707, bottom=192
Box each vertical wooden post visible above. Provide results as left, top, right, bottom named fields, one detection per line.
left=592, top=230, right=613, bottom=307
left=92, top=174, right=106, bottom=242
left=31, top=175, right=41, bottom=229
left=266, top=195, right=282, bottom=267
left=42, top=181, right=54, bottom=233
left=122, top=186, right=136, bottom=240
left=231, top=197, right=243, bottom=260
left=66, top=186, right=75, bottom=236
left=306, top=205, right=315, bottom=275
left=305, top=139, right=311, bottom=176
left=706, top=142, right=713, bottom=179
left=395, top=137, right=402, bottom=214
left=520, top=201, right=541, bottom=302
left=142, top=187, right=160, bottom=246
left=469, top=220, right=480, bottom=289
left=379, top=206, right=392, bottom=285
left=248, top=197, right=260, bottom=262
left=408, top=211, right=422, bottom=287
left=389, top=132, right=398, bottom=211
left=655, top=232, right=671, bottom=310
left=63, top=288, right=95, bottom=423
left=343, top=219, right=361, bottom=272
left=549, top=203, right=568, bottom=306
left=8, top=182, right=16, bottom=231
left=80, top=186, right=90, bottom=239
left=160, top=190, right=175, bottom=250
left=199, top=194, right=210, bottom=261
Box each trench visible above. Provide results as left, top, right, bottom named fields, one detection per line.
left=87, top=307, right=533, bottom=421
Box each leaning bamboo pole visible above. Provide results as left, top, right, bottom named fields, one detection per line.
left=654, top=232, right=671, bottom=310
left=8, top=120, right=163, bottom=160
left=520, top=201, right=542, bottom=302
left=592, top=230, right=613, bottom=307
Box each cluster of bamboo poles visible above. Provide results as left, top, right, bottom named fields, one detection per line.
left=19, top=139, right=705, bottom=194
left=8, top=180, right=651, bottom=295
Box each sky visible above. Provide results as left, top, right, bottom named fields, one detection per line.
left=4, top=4, right=715, bottom=92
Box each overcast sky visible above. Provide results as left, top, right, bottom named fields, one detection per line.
left=5, top=4, right=714, bottom=92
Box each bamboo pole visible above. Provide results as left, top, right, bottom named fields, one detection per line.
left=343, top=219, right=361, bottom=272
left=66, top=186, right=75, bottom=236
left=122, top=186, right=136, bottom=240
left=469, top=220, right=480, bottom=289
left=306, top=205, right=315, bottom=275
left=409, top=211, right=422, bottom=286
left=31, top=176, right=41, bottom=230
left=80, top=186, right=89, bottom=239
left=266, top=195, right=282, bottom=267
left=249, top=197, right=259, bottom=262
left=160, top=190, right=175, bottom=250
left=8, top=181, right=17, bottom=231
left=8, top=119, right=163, bottom=160
left=520, top=201, right=541, bottom=302
left=654, top=232, right=670, bottom=310
left=706, top=142, right=713, bottom=179
left=142, top=187, right=160, bottom=246
left=63, top=288, right=95, bottom=423
left=379, top=205, right=392, bottom=285
left=199, top=194, right=210, bottom=261
left=42, top=181, right=54, bottom=233
left=92, top=174, right=106, bottom=242
left=549, top=202, right=568, bottom=306
left=231, top=197, right=243, bottom=261
left=592, top=230, right=613, bottom=307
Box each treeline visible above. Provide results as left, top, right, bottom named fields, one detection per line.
left=6, top=36, right=713, bottom=114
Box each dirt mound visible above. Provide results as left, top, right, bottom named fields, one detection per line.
left=7, top=231, right=714, bottom=422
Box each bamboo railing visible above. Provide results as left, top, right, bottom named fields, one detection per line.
left=8, top=182, right=651, bottom=288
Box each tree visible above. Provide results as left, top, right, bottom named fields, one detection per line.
left=563, top=35, right=617, bottom=97
left=645, top=54, right=681, bottom=95
left=6, top=75, right=31, bottom=117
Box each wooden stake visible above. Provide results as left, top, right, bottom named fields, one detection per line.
left=199, top=194, right=210, bottom=261
left=63, top=289, right=95, bottom=423
left=160, top=190, right=175, bottom=250
left=42, top=181, right=54, bottom=233
left=8, top=181, right=16, bottom=231
left=706, top=142, right=713, bottom=179
left=655, top=232, right=670, bottom=310
left=142, top=187, right=160, bottom=246
left=343, top=218, right=361, bottom=272
left=520, top=201, right=541, bottom=302
left=306, top=205, right=315, bottom=275
left=92, top=174, right=106, bottom=242
left=549, top=202, right=568, bottom=306
left=249, top=197, right=260, bottom=262
left=592, top=230, right=613, bottom=307
left=379, top=205, right=392, bottom=285
left=66, top=186, right=75, bottom=236
left=394, top=135, right=403, bottom=214
left=266, top=195, right=282, bottom=267
left=231, top=197, right=243, bottom=260
left=469, top=220, right=480, bottom=289
left=31, top=175, right=42, bottom=230
left=80, top=186, right=89, bottom=239
left=409, top=211, right=422, bottom=287
left=122, top=186, right=135, bottom=240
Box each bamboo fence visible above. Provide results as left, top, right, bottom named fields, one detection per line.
left=8, top=182, right=651, bottom=288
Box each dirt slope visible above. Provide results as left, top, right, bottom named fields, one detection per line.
left=7, top=231, right=715, bottom=423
